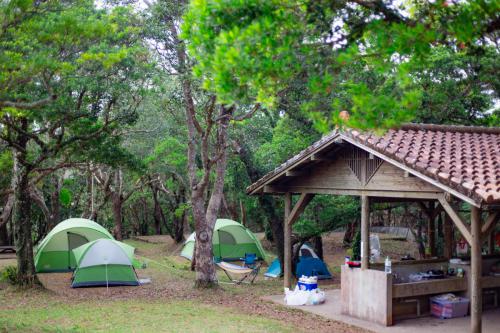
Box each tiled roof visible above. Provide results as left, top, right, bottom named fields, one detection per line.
left=246, top=123, right=500, bottom=205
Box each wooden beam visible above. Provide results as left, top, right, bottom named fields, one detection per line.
left=283, top=193, right=292, bottom=289
left=263, top=185, right=285, bottom=193
left=287, top=193, right=315, bottom=225
left=361, top=195, right=370, bottom=269
left=470, top=206, right=482, bottom=333
left=392, top=277, right=467, bottom=298
left=438, top=196, right=472, bottom=245
left=310, top=153, right=330, bottom=161
left=268, top=186, right=443, bottom=199
left=285, top=170, right=304, bottom=177
left=481, top=211, right=499, bottom=240
left=340, top=135, right=480, bottom=207
left=419, top=201, right=443, bottom=219
left=370, top=197, right=437, bottom=203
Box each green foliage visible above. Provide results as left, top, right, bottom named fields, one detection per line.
left=174, top=203, right=190, bottom=219
left=58, top=188, right=72, bottom=208
left=182, top=0, right=499, bottom=130
left=413, top=46, right=499, bottom=125
left=0, top=0, right=150, bottom=168
left=351, top=230, right=361, bottom=261
left=182, top=0, right=304, bottom=107
left=0, top=149, right=12, bottom=189
left=1, top=265, right=19, bottom=286
left=148, top=137, right=188, bottom=172
left=255, top=116, right=317, bottom=172
left=294, top=196, right=359, bottom=238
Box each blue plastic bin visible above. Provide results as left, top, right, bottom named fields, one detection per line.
left=430, top=296, right=469, bottom=319
left=297, top=281, right=318, bottom=291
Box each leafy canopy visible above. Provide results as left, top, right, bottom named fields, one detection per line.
left=0, top=0, right=150, bottom=169
left=182, top=0, right=499, bottom=130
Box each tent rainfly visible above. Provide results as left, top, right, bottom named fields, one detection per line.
left=71, top=239, right=139, bottom=288
left=180, top=219, right=266, bottom=261
left=35, top=218, right=113, bottom=273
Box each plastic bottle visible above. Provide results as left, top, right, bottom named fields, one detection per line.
left=385, top=256, right=392, bottom=274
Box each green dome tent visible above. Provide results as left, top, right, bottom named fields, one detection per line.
left=71, top=239, right=139, bottom=288
left=35, top=218, right=113, bottom=273
left=180, top=219, right=266, bottom=261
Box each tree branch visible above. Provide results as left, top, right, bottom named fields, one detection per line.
left=0, top=95, right=57, bottom=110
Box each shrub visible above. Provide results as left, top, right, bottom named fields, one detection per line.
left=351, top=230, right=361, bottom=261
left=1, top=265, right=19, bottom=285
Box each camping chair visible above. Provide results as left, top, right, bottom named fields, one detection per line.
left=241, top=253, right=257, bottom=268
left=216, top=261, right=261, bottom=285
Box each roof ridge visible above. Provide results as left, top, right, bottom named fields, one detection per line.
left=399, top=123, right=500, bottom=134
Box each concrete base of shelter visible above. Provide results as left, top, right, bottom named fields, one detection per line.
left=262, top=289, right=500, bottom=333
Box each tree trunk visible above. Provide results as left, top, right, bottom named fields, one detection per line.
left=343, top=219, right=358, bottom=247
left=192, top=192, right=217, bottom=287
left=311, top=235, right=324, bottom=261
left=112, top=194, right=123, bottom=240
left=0, top=222, right=8, bottom=246
left=151, top=186, right=163, bottom=235
left=89, top=210, right=98, bottom=222
left=49, top=176, right=61, bottom=231
left=0, top=194, right=14, bottom=245
left=267, top=204, right=285, bottom=272
left=141, top=197, right=149, bottom=235
left=239, top=200, right=247, bottom=227
left=11, top=118, right=38, bottom=286
left=172, top=211, right=185, bottom=243
left=0, top=193, right=14, bottom=229
left=174, top=16, right=232, bottom=287
left=416, top=211, right=426, bottom=258
left=171, top=186, right=186, bottom=243
left=194, top=106, right=233, bottom=288
left=82, top=170, right=93, bottom=219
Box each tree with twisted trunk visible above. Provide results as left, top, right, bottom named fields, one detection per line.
left=0, top=1, right=147, bottom=286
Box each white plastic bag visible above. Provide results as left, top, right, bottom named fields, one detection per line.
left=284, top=286, right=310, bottom=305
left=284, top=286, right=326, bottom=306
left=308, top=289, right=326, bottom=305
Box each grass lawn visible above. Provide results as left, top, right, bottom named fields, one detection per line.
left=0, top=236, right=365, bottom=333
left=0, top=295, right=295, bottom=333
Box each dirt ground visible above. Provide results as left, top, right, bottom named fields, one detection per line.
left=1, top=231, right=420, bottom=332
left=0, top=235, right=371, bottom=333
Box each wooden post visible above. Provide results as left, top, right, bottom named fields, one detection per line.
left=428, top=202, right=437, bottom=257
left=361, top=195, right=370, bottom=269
left=444, top=214, right=454, bottom=259
left=471, top=206, right=482, bottom=333
left=488, top=231, right=495, bottom=254
left=284, top=192, right=292, bottom=289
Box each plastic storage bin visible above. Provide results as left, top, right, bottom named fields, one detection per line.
left=430, top=296, right=469, bottom=319
left=297, top=281, right=318, bottom=291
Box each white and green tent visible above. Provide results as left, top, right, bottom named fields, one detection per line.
left=180, top=219, right=266, bottom=261
left=35, top=218, right=113, bottom=273
left=71, top=239, right=139, bottom=288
